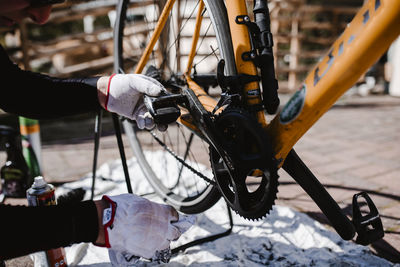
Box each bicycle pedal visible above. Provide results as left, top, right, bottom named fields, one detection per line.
left=144, top=94, right=183, bottom=125
left=352, top=192, right=384, bottom=245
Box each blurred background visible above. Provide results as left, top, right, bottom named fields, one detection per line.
left=0, top=0, right=396, bottom=180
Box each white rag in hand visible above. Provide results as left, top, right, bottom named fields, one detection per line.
left=108, top=214, right=196, bottom=266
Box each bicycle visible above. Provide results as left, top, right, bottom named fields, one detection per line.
left=111, top=0, right=400, bottom=246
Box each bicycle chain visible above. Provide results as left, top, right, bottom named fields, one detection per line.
left=149, top=131, right=216, bottom=186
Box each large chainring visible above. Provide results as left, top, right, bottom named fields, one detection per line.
left=210, top=107, right=278, bottom=220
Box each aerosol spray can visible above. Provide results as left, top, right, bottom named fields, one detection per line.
left=27, top=177, right=67, bottom=267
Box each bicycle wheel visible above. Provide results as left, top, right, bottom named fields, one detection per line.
left=114, top=0, right=236, bottom=213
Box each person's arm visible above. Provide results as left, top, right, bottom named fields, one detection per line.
left=0, top=195, right=192, bottom=263
left=1, top=45, right=166, bottom=128
left=0, top=45, right=101, bottom=119
left=0, top=200, right=99, bottom=261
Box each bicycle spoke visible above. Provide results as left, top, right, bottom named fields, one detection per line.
left=194, top=46, right=220, bottom=69
left=194, top=21, right=212, bottom=56
left=166, top=0, right=200, bottom=54
left=177, top=128, right=201, bottom=196
left=176, top=132, right=194, bottom=185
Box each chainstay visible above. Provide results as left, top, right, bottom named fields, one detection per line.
left=149, top=131, right=217, bottom=186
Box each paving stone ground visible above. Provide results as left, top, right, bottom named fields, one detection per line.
left=2, top=94, right=400, bottom=265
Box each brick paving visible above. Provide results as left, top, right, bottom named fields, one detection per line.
left=2, top=94, right=400, bottom=265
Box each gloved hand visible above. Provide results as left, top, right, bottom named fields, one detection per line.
left=103, top=74, right=165, bottom=129
left=98, top=194, right=195, bottom=265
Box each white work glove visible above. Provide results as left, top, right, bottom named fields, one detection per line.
left=105, top=74, right=165, bottom=129
left=99, top=194, right=195, bottom=265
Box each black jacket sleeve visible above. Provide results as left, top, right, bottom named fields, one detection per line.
left=0, top=45, right=101, bottom=119
left=0, top=201, right=99, bottom=260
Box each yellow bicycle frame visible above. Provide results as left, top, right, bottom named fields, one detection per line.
left=267, top=0, right=400, bottom=164
left=134, top=0, right=266, bottom=123
left=134, top=0, right=400, bottom=167
left=225, top=1, right=267, bottom=126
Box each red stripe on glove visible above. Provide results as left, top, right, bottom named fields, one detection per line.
left=105, top=74, right=117, bottom=111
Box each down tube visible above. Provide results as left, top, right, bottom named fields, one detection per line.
left=268, top=0, right=400, bottom=164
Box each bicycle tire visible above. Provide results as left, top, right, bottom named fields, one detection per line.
left=113, top=0, right=236, bottom=214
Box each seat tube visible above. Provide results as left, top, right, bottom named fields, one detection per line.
left=226, top=1, right=267, bottom=126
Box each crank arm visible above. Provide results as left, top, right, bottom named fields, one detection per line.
left=145, top=87, right=236, bottom=178
left=144, top=93, right=187, bottom=125
left=283, top=149, right=385, bottom=245
left=282, top=149, right=356, bottom=241
left=183, top=88, right=236, bottom=173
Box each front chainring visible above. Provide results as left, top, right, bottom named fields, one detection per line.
left=210, top=107, right=278, bottom=220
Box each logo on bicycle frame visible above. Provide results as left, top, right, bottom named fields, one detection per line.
left=280, top=0, right=382, bottom=125
left=313, top=0, right=381, bottom=87
left=280, top=84, right=306, bottom=124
